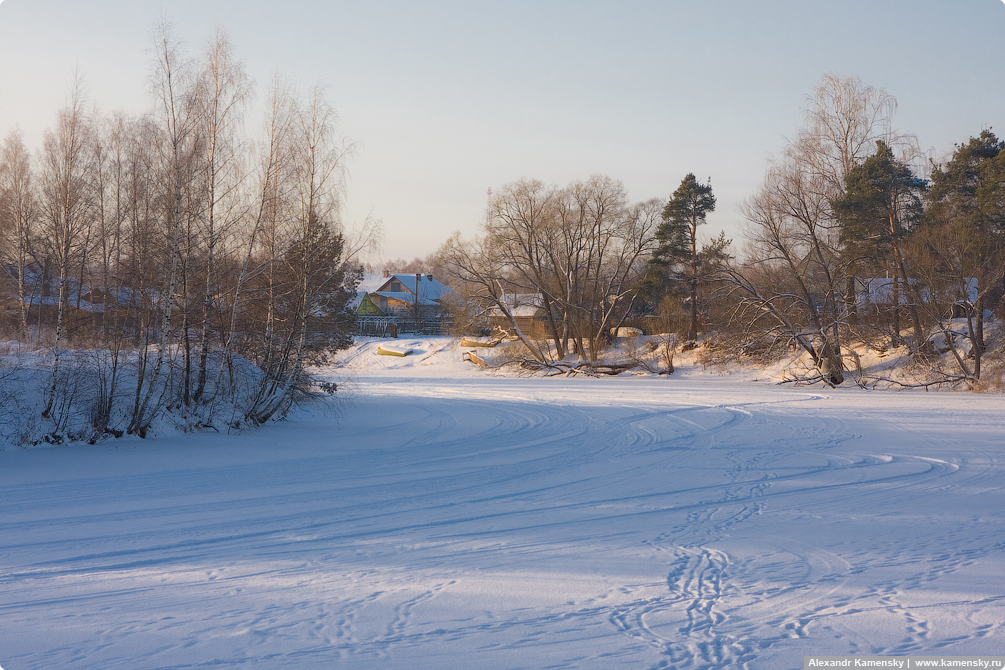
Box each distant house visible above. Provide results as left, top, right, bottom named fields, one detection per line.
left=854, top=277, right=920, bottom=308
left=488, top=293, right=559, bottom=338
left=357, top=272, right=452, bottom=317
left=855, top=277, right=977, bottom=315
left=355, top=272, right=454, bottom=335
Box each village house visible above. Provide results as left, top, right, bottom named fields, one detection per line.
left=356, top=271, right=454, bottom=335
left=487, top=293, right=560, bottom=339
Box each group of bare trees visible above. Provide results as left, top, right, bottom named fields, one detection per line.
left=0, top=23, right=362, bottom=441
left=439, top=175, right=662, bottom=364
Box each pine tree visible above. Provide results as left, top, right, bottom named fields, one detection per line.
left=834, top=141, right=927, bottom=346
left=650, top=173, right=715, bottom=343
left=921, top=130, right=1005, bottom=378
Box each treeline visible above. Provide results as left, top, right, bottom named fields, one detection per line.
left=722, top=75, right=1004, bottom=387
left=0, top=23, right=365, bottom=441
left=439, top=75, right=1005, bottom=388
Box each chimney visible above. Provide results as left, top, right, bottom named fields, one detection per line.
left=383, top=269, right=390, bottom=278
left=426, top=274, right=433, bottom=282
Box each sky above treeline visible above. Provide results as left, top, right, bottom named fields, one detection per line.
left=1, top=0, right=1003, bottom=262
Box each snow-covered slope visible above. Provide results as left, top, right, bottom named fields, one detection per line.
left=2, top=337, right=1004, bottom=668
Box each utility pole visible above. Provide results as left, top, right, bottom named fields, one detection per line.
left=414, top=272, right=421, bottom=332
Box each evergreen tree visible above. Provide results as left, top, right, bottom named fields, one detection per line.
left=650, top=173, right=716, bottom=343
left=834, top=140, right=927, bottom=345
left=920, top=130, right=1005, bottom=378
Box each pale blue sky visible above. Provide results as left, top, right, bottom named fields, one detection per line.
left=1, top=0, right=1003, bottom=261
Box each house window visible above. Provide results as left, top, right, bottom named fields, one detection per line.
left=379, top=296, right=388, bottom=310
left=390, top=281, right=402, bottom=292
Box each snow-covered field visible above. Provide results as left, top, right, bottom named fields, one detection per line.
left=2, top=337, right=1004, bottom=669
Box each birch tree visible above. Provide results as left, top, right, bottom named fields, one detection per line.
left=215, top=76, right=294, bottom=403
left=245, top=85, right=355, bottom=424
left=0, top=129, right=36, bottom=338
left=192, top=26, right=251, bottom=403
left=129, top=20, right=200, bottom=436
left=39, top=78, right=94, bottom=420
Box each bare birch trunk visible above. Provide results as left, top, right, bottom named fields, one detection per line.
left=128, top=21, right=194, bottom=436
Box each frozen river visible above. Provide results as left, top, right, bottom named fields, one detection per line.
left=2, top=351, right=1004, bottom=668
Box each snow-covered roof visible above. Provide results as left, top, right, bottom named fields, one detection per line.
left=488, top=293, right=548, bottom=318
left=857, top=277, right=977, bottom=306
left=354, top=272, right=454, bottom=308
left=357, top=272, right=388, bottom=295
left=373, top=291, right=441, bottom=307
left=380, top=273, right=452, bottom=302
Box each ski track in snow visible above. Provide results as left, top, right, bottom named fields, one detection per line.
left=2, top=341, right=1005, bottom=668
